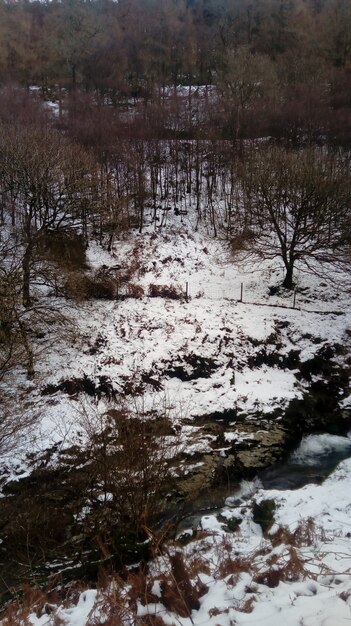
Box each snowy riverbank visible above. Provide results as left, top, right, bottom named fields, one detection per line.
left=0, top=223, right=350, bottom=624
left=20, top=434, right=351, bottom=626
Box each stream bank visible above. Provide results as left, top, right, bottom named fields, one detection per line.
left=0, top=354, right=350, bottom=606
left=176, top=387, right=351, bottom=500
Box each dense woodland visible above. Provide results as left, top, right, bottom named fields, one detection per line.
left=0, top=0, right=351, bottom=142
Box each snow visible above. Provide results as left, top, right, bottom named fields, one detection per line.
left=265, top=457, right=351, bottom=537
left=28, top=590, right=98, bottom=626
left=1, top=214, right=351, bottom=626
left=4, top=227, right=348, bottom=465
left=21, top=456, right=351, bottom=626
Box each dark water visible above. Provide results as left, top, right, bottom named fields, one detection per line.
left=176, top=431, right=351, bottom=533
left=259, top=431, right=351, bottom=490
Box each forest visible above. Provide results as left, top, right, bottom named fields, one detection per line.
left=0, top=0, right=351, bottom=143
left=1, top=2, right=351, bottom=330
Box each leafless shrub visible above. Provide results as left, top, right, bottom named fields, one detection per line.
left=209, top=535, right=251, bottom=582
left=0, top=399, right=39, bottom=455
left=230, top=229, right=256, bottom=255
left=63, top=270, right=90, bottom=302
left=0, top=584, right=64, bottom=626
left=35, top=230, right=87, bottom=272
left=85, top=270, right=117, bottom=300
left=86, top=575, right=143, bottom=626
left=186, top=554, right=211, bottom=578
left=292, top=517, right=324, bottom=547
left=0, top=600, right=31, bottom=626
left=65, top=269, right=116, bottom=301
left=209, top=606, right=229, bottom=617
left=238, top=596, right=255, bottom=613
left=216, top=554, right=252, bottom=582
left=339, top=589, right=351, bottom=603
left=254, top=546, right=306, bottom=588
left=148, top=284, right=184, bottom=300
left=115, top=259, right=141, bottom=285
left=65, top=258, right=142, bottom=302
left=271, top=525, right=296, bottom=547
left=86, top=571, right=170, bottom=626
left=195, top=290, right=204, bottom=299
left=127, top=283, right=145, bottom=299
left=155, top=551, right=208, bottom=619
left=272, top=518, right=325, bottom=549
left=77, top=403, right=179, bottom=561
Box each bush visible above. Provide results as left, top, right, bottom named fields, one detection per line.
left=252, top=499, right=276, bottom=534
left=81, top=407, right=178, bottom=562
left=148, top=283, right=184, bottom=300
left=64, top=271, right=89, bottom=301
left=86, top=269, right=116, bottom=299
left=230, top=229, right=256, bottom=254
left=65, top=269, right=116, bottom=301
left=127, top=283, right=145, bottom=299
left=36, top=229, right=87, bottom=271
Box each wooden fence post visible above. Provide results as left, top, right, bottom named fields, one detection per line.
left=293, top=288, right=297, bottom=309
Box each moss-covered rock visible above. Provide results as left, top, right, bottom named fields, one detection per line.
left=252, top=499, right=276, bottom=534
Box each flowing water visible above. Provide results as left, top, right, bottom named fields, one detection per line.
left=258, top=430, right=351, bottom=490
left=176, top=430, right=351, bottom=534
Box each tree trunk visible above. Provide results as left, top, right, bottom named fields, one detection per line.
left=71, top=63, right=77, bottom=90
left=22, top=243, right=32, bottom=308
left=18, top=319, right=34, bottom=380
left=282, top=264, right=294, bottom=289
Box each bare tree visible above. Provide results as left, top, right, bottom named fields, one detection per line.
left=0, top=122, right=97, bottom=306
left=0, top=241, right=28, bottom=379
left=218, top=46, right=277, bottom=143
left=0, top=233, right=75, bottom=381
left=76, top=401, right=178, bottom=555
left=238, top=144, right=351, bottom=288
left=0, top=241, right=41, bottom=452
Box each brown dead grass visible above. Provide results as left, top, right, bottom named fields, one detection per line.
left=254, top=546, right=307, bottom=588
left=0, top=584, right=64, bottom=626
left=0, top=515, right=324, bottom=626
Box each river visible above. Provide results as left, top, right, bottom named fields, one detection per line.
left=176, top=430, right=351, bottom=535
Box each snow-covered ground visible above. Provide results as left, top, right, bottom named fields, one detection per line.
left=20, top=434, right=351, bottom=626
left=1, top=219, right=350, bottom=625
left=2, top=225, right=350, bottom=467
